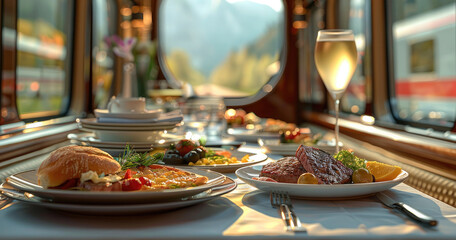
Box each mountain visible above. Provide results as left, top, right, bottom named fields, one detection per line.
left=159, top=0, right=284, bottom=77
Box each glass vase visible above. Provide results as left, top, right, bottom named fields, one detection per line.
left=120, top=62, right=138, bottom=98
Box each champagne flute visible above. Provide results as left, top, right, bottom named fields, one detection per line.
left=314, top=29, right=358, bottom=152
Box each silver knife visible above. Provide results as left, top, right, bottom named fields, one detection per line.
left=376, top=191, right=438, bottom=226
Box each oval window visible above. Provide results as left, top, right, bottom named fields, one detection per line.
left=158, top=0, right=286, bottom=101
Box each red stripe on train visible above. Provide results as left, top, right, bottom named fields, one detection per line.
left=395, top=78, right=456, bottom=98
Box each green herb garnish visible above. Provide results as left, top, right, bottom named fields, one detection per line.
left=333, top=150, right=366, bottom=171
left=117, top=145, right=164, bottom=170
left=204, top=149, right=217, bottom=158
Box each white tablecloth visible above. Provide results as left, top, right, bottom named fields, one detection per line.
left=1, top=172, right=455, bottom=240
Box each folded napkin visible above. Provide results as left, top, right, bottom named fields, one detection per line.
left=97, top=110, right=183, bottom=124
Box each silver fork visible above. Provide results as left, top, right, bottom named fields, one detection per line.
left=270, top=191, right=292, bottom=231
left=0, top=194, right=13, bottom=210
left=270, top=191, right=307, bottom=232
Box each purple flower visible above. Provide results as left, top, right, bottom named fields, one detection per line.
left=105, top=35, right=137, bottom=61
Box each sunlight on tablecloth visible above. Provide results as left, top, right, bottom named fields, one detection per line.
left=222, top=182, right=293, bottom=236
left=222, top=180, right=456, bottom=239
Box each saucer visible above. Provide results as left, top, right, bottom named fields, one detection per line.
left=94, top=109, right=163, bottom=119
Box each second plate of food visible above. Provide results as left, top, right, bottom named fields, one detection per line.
left=235, top=165, right=408, bottom=199
left=163, top=149, right=268, bottom=173
left=189, top=150, right=268, bottom=173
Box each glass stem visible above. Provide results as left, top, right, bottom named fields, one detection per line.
left=335, top=99, right=340, bottom=153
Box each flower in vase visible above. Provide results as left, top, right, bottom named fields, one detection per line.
left=104, top=35, right=157, bottom=97
left=104, top=35, right=137, bottom=62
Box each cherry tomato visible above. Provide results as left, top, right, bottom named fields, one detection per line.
left=124, top=169, right=132, bottom=179
left=215, top=150, right=231, bottom=158
left=138, top=177, right=152, bottom=187
left=175, top=139, right=197, bottom=156
left=286, top=130, right=300, bottom=140
left=122, top=178, right=143, bottom=191
left=124, top=169, right=137, bottom=179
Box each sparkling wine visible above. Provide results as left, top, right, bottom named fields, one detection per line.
left=314, top=30, right=357, bottom=153
left=315, top=38, right=357, bottom=100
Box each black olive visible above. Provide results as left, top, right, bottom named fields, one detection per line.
left=162, top=153, right=184, bottom=165
left=166, top=149, right=180, bottom=156
left=183, top=150, right=200, bottom=163
left=194, top=147, right=205, bottom=158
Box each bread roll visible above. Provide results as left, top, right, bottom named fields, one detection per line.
left=37, top=145, right=121, bottom=188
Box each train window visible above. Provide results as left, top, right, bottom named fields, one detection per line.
left=387, top=0, right=456, bottom=129
left=336, top=0, right=370, bottom=115
left=158, top=0, right=285, bottom=100
left=303, top=1, right=326, bottom=106
left=92, top=0, right=118, bottom=109
left=16, top=0, right=74, bottom=119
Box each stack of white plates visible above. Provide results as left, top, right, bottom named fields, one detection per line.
left=74, top=109, right=183, bottom=154
left=68, top=132, right=181, bottom=155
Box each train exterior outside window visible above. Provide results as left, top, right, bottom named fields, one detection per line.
left=388, top=0, right=456, bottom=129
left=16, top=0, right=74, bottom=120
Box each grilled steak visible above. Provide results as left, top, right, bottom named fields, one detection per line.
left=259, top=157, right=306, bottom=183
left=296, top=145, right=353, bottom=184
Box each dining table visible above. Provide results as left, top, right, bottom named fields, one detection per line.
left=0, top=144, right=456, bottom=240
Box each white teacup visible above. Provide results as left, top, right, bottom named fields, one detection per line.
left=107, top=97, right=146, bottom=113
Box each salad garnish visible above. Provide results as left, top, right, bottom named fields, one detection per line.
left=117, top=145, right=164, bottom=170
left=333, top=150, right=366, bottom=171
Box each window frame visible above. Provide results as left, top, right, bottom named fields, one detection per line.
left=14, top=0, right=76, bottom=122
left=155, top=0, right=289, bottom=107
left=0, top=0, right=88, bottom=161
left=384, top=0, right=456, bottom=132
left=1, top=0, right=20, bottom=125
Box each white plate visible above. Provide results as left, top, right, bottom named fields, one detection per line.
left=78, top=118, right=182, bottom=128
left=80, top=125, right=179, bottom=131
left=225, top=128, right=280, bottom=142
left=185, top=151, right=268, bottom=173
left=82, top=128, right=167, bottom=142
left=235, top=165, right=409, bottom=200
left=94, top=109, right=163, bottom=119
left=6, top=168, right=226, bottom=204
left=67, top=133, right=180, bottom=149
left=0, top=178, right=236, bottom=215
left=76, top=119, right=180, bottom=131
